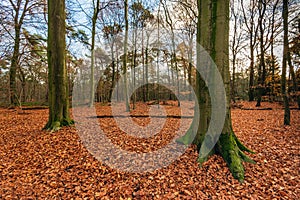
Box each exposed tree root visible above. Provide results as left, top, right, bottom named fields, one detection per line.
left=44, top=119, right=74, bottom=132
left=216, top=133, right=255, bottom=183
left=177, top=128, right=255, bottom=183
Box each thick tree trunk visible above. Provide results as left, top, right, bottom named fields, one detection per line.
left=178, top=0, right=254, bottom=182
left=281, top=0, right=290, bottom=125
left=44, top=0, right=73, bottom=131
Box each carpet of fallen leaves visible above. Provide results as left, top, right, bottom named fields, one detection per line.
left=0, top=101, right=299, bottom=199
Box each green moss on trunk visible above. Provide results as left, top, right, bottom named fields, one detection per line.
left=45, top=0, right=73, bottom=132
left=178, top=0, right=255, bottom=183
left=216, top=133, right=254, bottom=183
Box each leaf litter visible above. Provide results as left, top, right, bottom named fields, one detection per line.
left=0, top=101, right=299, bottom=199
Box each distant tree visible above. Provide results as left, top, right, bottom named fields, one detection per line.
left=44, top=0, right=73, bottom=131
left=268, top=0, right=280, bottom=102
left=229, top=0, right=246, bottom=102
left=0, top=0, right=45, bottom=106
left=161, top=0, right=181, bottom=107
left=173, top=0, right=197, bottom=101
left=287, top=13, right=300, bottom=109
left=264, top=55, right=281, bottom=99
left=241, top=0, right=259, bottom=101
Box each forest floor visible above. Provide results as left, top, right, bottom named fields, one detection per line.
left=0, top=101, right=299, bottom=199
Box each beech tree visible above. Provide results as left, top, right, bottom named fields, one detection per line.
left=44, top=0, right=73, bottom=131
left=281, top=0, right=290, bottom=125
left=90, top=0, right=101, bottom=107
left=178, top=0, right=254, bottom=182
left=123, top=0, right=130, bottom=112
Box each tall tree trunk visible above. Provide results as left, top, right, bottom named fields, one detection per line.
left=123, top=0, right=130, bottom=112
left=90, top=0, right=100, bottom=107
left=156, top=5, right=161, bottom=107
left=19, top=68, right=26, bottom=103
left=281, top=0, right=290, bottom=125
left=178, top=0, right=254, bottom=182
left=44, top=0, right=73, bottom=131
left=109, top=42, right=116, bottom=102
left=256, top=0, right=267, bottom=107
left=9, top=26, right=21, bottom=106
left=145, top=47, right=149, bottom=101
left=142, top=29, right=146, bottom=102
left=232, top=59, right=236, bottom=103
left=270, top=0, right=279, bottom=102
left=9, top=0, right=30, bottom=106
left=249, top=43, right=255, bottom=101
left=161, top=0, right=180, bottom=107
left=188, top=35, right=193, bottom=101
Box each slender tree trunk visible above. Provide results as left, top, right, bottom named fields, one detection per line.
left=270, top=0, right=279, bottom=102
left=249, top=43, right=255, bottom=101
left=161, top=0, right=180, bottom=107
left=89, top=0, right=100, bottom=107
left=9, top=0, right=30, bottom=106
left=188, top=35, right=193, bottom=101
left=109, top=42, right=116, bottom=102
left=123, top=0, right=130, bottom=112
left=232, top=59, right=236, bottom=103
left=241, top=0, right=257, bottom=102
left=44, top=0, right=73, bottom=131
left=281, top=0, right=290, bottom=125
left=145, top=47, right=149, bottom=101
left=157, top=5, right=160, bottom=107
left=142, top=29, right=146, bottom=102
left=256, top=0, right=267, bottom=107
left=9, top=26, right=21, bottom=106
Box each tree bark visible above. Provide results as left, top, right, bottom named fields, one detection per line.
left=9, top=25, right=20, bottom=106
left=177, top=0, right=254, bottom=182
left=256, top=0, right=267, bottom=107
left=89, top=0, right=100, bottom=107
left=123, top=0, right=130, bottom=112
left=281, top=0, right=290, bottom=125
left=44, top=0, right=73, bottom=131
